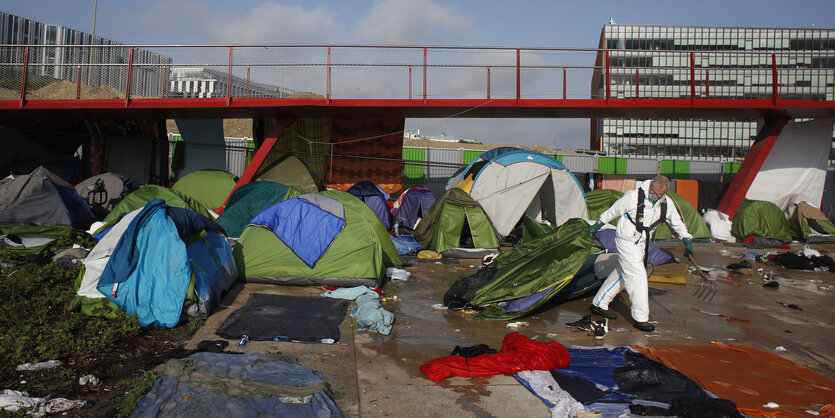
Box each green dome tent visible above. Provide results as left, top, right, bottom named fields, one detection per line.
left=732, top=199, right=793, bottom=243
left=788, top=201, right=835, bottom=240
left=233, top=193, right=396, bottom=287
left=172, top=169, right=238, bottom=210
left=414, top=187, right=500, bottom=256
left=654, top=192, right=712, bottom=240
left=216, top=181, right=303, bottom=238
left=585, top=189, right=623, bottom=226
left=94, top=186, right=210, bottom=236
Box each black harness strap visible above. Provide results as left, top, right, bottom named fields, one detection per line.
left=625, top=188, right=667, bottom=264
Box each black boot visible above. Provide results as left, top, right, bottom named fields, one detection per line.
left=590, top=304, right=617, bottom=320
left=634, top=321, right=655, bottom=332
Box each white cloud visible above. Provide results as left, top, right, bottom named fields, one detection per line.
left=354, top=0, right=475, bottom=45
left=209, top=3, right=341, bottom=44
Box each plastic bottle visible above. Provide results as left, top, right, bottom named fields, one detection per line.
left=0, top=263, right=12, bottom=269
left=393, top=221, right=400, bottom=235
left=321, top=338, right=335, bottom=344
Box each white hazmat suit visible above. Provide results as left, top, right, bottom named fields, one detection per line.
left=591, top=181, right=691, bottom=323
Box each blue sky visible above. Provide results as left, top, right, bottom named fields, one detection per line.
left=2, top=0, right=833, bottom=149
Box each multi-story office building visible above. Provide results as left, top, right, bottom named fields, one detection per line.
left=591, top=24, right=835, bottom=161
left=0, top=11, right=172, bottom=97
left=168, top=67, right=293, bottom=99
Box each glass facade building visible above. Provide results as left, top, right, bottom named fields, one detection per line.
left=591, top=24, right=835, bottom=161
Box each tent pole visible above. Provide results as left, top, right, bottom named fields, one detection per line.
left=216, top=117, right=295, bottom=214
left=715, top=116, right=789, bottom=219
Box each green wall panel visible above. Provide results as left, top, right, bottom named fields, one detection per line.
left=402, top=147, right=426, bottom=186
left=661, top=160, right=690, bottom=179
left=598, top=157, right=627, bottom=175
left=723, top=162, right=741, bottom=183
left=462, top=150, right=483, bottom=164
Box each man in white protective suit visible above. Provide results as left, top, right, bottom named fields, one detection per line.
left=587, top=175, right=692, bottom=335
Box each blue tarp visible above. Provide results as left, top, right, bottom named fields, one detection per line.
left=249, top=198, right=346, bottom=268
left=132, top=352, right=342, bottom=417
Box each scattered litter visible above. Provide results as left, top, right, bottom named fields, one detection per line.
left=719, top=249, right=732, bottom=256
left=237, top=335, right=250, bottom=346
left=800, top=245, right=821, bottom=258
left=742, top=251, right=760, bottom=261
left=775, top=346, right=787, bottom=352
left=320, top=339, right=335, bottom=344
left=79, top=375, right=99, bottom=386
left=506, top=321, right=529, bottom=328
left=763, top=402, right=780, bottom=409
left=727, top=260, right=752, bottom=271
left=817, top=284, right=835, bottom=292
left=546, top=332, right=559, bottom=339
left=431, top=303, right=447, bottom=310
left=385, top=267, right=411, bottom=281
left=0, top=390, right=88, bottom=415
left=778, top=302, right=803, bottom=311
left=16, top=360, right=62, bottom=371
left=806, top=409, right=821, bottom=416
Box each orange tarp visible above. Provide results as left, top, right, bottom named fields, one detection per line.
left=675, top=179, right=699, bottom=209
left=636, top=343, right=835, bottom=418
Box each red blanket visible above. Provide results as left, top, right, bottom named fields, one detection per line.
left=420, top=332, right=570, bottom=382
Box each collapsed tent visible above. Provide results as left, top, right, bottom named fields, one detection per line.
left=74, top=172, right=140, bottom=219
left=0, top=166, right=94, bottom=228
left=94, top=185, right=211, bottom=237
left=585, top=189, right=624, bottom=226
left=254, top=154, right=321, bottom=194
left=171, top=169, right=238, bottom=210
left=215, top=181, right=303, bottom=238
left=731, top=199, right=793, bottom=243
left=447, top=147, right=587, bottom=237
left=234, top=193, right=397, bottom=287
left=346, top=180, right=392, bottom=230
left=0, top=225, right=83, bottom=255
left=443, top=218, right=592, bottom=320
left=652, top=192, right=712, bottom=240
left=74, top=200, right=237, bottom=328
left=391, top=186, right=436, bottom=230
left=777, top=195, right=835, bottom=240
left=414, top=187, right=500, bottom=256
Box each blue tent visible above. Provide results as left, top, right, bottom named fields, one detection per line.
left=94, top=200, right=237, bottom=328
left=392, top=186, right=436, bottom=230
left=346, top=180, right=392, bottom=230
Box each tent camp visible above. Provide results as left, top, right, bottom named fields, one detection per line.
left=254, top=155, right=321, bottom=194
left=74, top=200, right=237, bottom=328
left=172, top=169, right=238, bottom=210
left=653, top=192, right=712, bottom=240
left=447, top=147, right=587, bottom=238
left=216, top=181, right=303, bottom=238
left=732, top=199, right=793, bottom=243
left=414, top=187, right=500, bottom=257
left=346, top=180, right=392, bottom=230
left=94, top=185, right=211, bottom=237
left=442, top=218, right=592, bottom=320
left=74, top=172, right=140, bottom=219
left=391, top=186, right=436, bottom=230
left=0, top=166, right=94, bottom=228
left=234, top=193, right=397, bottom=287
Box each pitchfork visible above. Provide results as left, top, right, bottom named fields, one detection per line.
left=666, top=224, right=718, bottom=302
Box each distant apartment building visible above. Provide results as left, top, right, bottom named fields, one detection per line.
left=591, top=24, right=835, bottom=161
left=0, top=11, right=172, bottom=97
left=168, top=67, right=293, bottom=98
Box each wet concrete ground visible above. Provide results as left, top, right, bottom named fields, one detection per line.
left=188, top=241, right=835, bottom=417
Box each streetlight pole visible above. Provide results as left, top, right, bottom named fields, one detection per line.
left=86, top=0, right=97, bottom=85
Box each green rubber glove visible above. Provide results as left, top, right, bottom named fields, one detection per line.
left=683, top=237, right=694, bottom=257
left=588, top=221, right=604, bottom=235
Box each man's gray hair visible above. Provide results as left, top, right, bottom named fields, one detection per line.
left=651, top=175, right=671, bottom=188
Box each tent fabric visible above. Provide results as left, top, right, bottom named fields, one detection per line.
left=0, top=166, right=94, bottom=228
left=172, top=169, right=238, bottom=210
left=346, top=181, right=392, bottom=229
left=782, top=199, right=835, bottom=239
left=636, top=343, right=835, bottom=418
left=319, top=190, right=401, bottom=267
left=133, top=352, right=343, bottom=417
left=731, top=199, right=793, bottom=243
left=74, top=172, right=139, bottom=219
left=234, top=193, right=390, bottom=287
left=255, top=154, right=321, bottom=194
left=0, top=225, right=79, bottom=255
left=585, top=189, right=623, bottom=225
left=95, top=185, right=210, bottom=236
left=446, top=147, right=587, bottom=238
left=392, top=186, right=436, bottom=230
left=499, top=253, right=601, bottom=314
left=414, top=187, right=500, bottom=254
left=746, top=118, right=835, bottom=208
left=419, top=332, right=570, bottom=382
left=248, top=195, right=346, bottom=268
left=216, top=181, right=303, bottom=238
left=93, top=200, right=235, bottom=327
left=593, top=229, right=674, bottom=265
left=521, top=216, right=554, bottom=242
left=653, top=192, right=712, bottom=240
left=442, top=218, right=592, bottom=320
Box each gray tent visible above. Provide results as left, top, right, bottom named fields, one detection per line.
left=74, top=172, right=139, bottom=219
left=0, top=166, right=95, bottom=228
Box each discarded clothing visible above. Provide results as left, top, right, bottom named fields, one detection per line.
left=451, top=344, right=497, bottom=358
left=420, top=332, right=570, bottom=382
left=442, top=266, right=497, bottom=310
left=133, top=352, right=342, bottom=417
left=0, top=390, right=87, bottom=415
left=549, top=370, right=608, bottom=404
left=629, top=397, right=743, bottom=417
left=611, top=351, right=709, bottom=405
left=15, top=360, right=62, bottom=371
left=742, top=234, right=789, bottom=249
left=726, top=260, right=752, bottom=270
left=515, top=370, right=587, bottom=417
left=323, top=286, right=393, bottom=335
left=390, top=234, right=424, bottom=255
